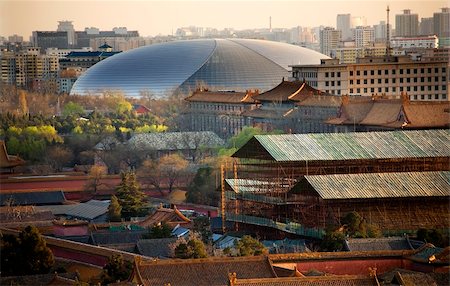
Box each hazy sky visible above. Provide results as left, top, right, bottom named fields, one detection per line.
left=0, top=0, right=447, bottom=38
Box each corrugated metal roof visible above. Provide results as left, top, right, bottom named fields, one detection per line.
left=37, top=200, right=109, bottom=220
left=303, top=171, right=450, bottom=199
left=236, top=130, right=449, bottom=161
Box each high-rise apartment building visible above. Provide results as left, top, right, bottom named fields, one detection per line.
left=374, top=21, right=389, bottom=42
left=395, top=9, right=419, bottom=37
left=0, top=47, right=59, bottom=88
left=353, top=26, right=375, bottom=47
left=320, top=27, right=341, bottom=57
left=433, top=8, right=450, bottom=47
left=419, top=17, right=434, bottom=35
left=337, top=14, right=352, bottom=41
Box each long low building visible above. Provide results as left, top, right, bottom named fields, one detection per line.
left=225, top=171, right=450, bottom=237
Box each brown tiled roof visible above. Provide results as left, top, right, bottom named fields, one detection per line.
left=295, top=95, right=341, bottom=107
left=231, top=275, right=378, bottom=286
left=136, top=238, right=177, bottom=258
left=0, top=140, right=25, bottom=168
left=327, top=98, right=450, bottom=129
left=358, top=99, right=402, bottom=126
left=186, top=90, right=258, bottom=104
left=344, top=237, right=421, bottom=252
left=288, top=84, right=332, bottom=102
left=253, top=80, right=306, bottom=102
left=403, top=102, right=450, bottom=128
left=135, top=256, right=276, bottom=286
left=138, top=207, right=191, bottom=228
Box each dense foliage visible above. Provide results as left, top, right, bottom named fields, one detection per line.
left=101, top=254, right=133, bottom=284
left=185, top=167, right=219, bottom=206
left=143, top=222, right=173, bottom=239
left=234, top=235, right=268, bottom=256
left=0, top=225, right=55, bottom=276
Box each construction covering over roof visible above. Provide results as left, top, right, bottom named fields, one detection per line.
left=0, top=191, right=66, bottom=206
left=301, top=171, right=449, bottom=200
left=37, top=200, right=109, bottom=221
left=232, top=129, right=450, bottom=162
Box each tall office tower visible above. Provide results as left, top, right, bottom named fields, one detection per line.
left=351, top=16, right=367, bottom=28
left=337, top=14, right=352, bottom=41
left=433, top=8, right=450, bottom=38
left=395, top=9, right=419, bottom=36
left=374, top=21, right=388, bottom=42
left=420, top=17, right=434, bottom=35
left=320, top=27, right=342, bottom=57
left=57, top=21, right=75, bottom=47
left=354, top=26, right=375, bottom=47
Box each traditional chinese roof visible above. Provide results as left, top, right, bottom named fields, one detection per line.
left=229, top=275, right=378, bottom=286
left=253, top=79, right=330, bottom=102
left=344, top=237, right=424, bottom=252
left=136, top=238, right=177, bottom=258
left=232, top=129, right=450, bottom=162
left=134, top=255, right=276, bottom=286
left=0, top=140, right=25, bottom=168
left=327, top=97, right=450, bottom=129
left=138, top=206, right=191, bottom=228
left=295, top=94, right=341, bottom=107
left=0, top=191, right=66, bottom=206
left=300, top=171, right=450, bottom=200
left=128, top=131, right=225, bottom=151
left=186, top=89, right=258, bottom=104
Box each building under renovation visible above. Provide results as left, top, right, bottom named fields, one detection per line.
left=223, top=129, right=450, bottom=239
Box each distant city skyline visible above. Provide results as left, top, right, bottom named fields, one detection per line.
left=0, top=0, right=447, bottom=39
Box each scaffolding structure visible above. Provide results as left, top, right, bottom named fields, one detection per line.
left=221, top=130, right=450, bottom=239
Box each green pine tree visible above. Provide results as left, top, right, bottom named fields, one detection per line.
left=116, top=171, right=146, bottom=219
left=108, top=195, right=122, bottom=222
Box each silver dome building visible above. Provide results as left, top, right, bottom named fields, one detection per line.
left=70, top=39, right=329, bottom=97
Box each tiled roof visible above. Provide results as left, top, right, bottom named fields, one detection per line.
left=232, top=129, right=450, bottom=162
left=138, top=207, right=191, bottom=228
left=135, top=256, right=276, bottom=286
left=128, top=131, right=225, bottom=151
left=37, top=200, right=109, bottom=220
left=403, top=102, right=450, bottom=128
left=327, top=98, right=450, bottom=129
left=90, top=230, right=146, bottom=246
left=0, top=140, right=25, bottom=168
left=302, top=171, right=450, bottom=200
left=253, top=80, right=306, bottom=102
left=344, top=237, right=423, bottom=252
left=0, top=191, right=66, bottom=206
left=295, top=95, right=341, bottom=107
left=136, top=238, right=177, bottom=258
left=230, top=275, right=378, bottom=286
left=253, top=80, right=330, bottom=102
left=186, top=90, right=257, bottom=104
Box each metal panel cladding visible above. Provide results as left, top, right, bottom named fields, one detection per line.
left=70, top=39, right=329, bottom=98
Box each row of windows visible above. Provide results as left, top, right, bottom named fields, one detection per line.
left=349, top=76, right=447, bottom=85
left=325, top=71, right=341, bottom=78
left=349, top=67, right=447, bottom=77
left=349, top=85, right=447, bottom=94
left=191, top=103, right=247, bottom=112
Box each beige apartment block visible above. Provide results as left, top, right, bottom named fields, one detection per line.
left=292, top=56, right=449, bottom=101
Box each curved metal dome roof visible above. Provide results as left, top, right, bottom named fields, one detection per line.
left=70, top=38, right=328, bottom=97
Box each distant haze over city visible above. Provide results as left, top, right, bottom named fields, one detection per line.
left=0, top=0, right=446, bottom=38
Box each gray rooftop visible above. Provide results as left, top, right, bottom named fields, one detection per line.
left=233, top=129, right=450, bottom=162
left=128, top=131, right=225, bottom=151
left=303, top=171, right=450, bottom=200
